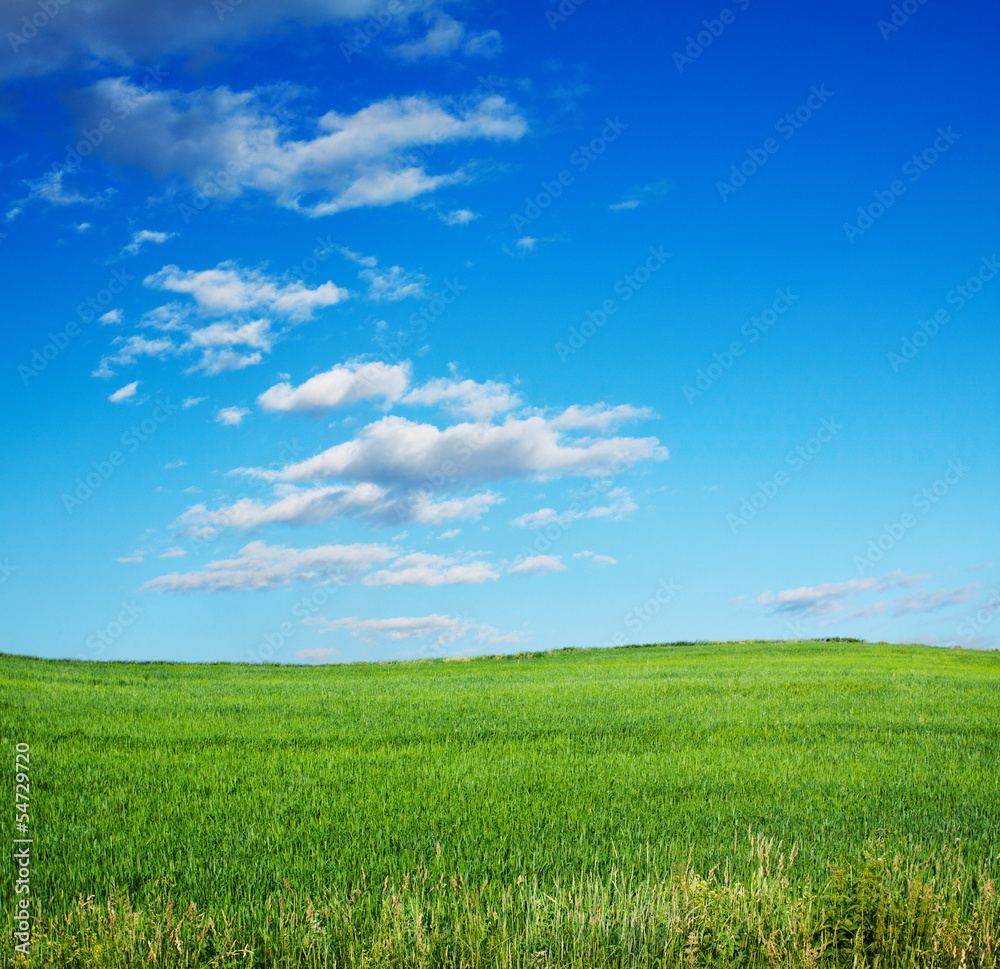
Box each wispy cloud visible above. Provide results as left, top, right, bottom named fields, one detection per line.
left=392, top=14, right=502, bottom=61
left=121, top=229, right=177, bottom=256
left=573, top=550, right=617, bottom=567
left=507, top=555, right=565, bottom=576
left=108, top=380, right=140, bottom=403
left=337, top=246, right=428, bottom=301
left=175, top=484, right=502, bottom=531
left=838, top=585, right=979, bottom=621
left=440, top=208, right=479, bottom=226
left=756, top=570, right=929, bottom=617
left=215, top=406, right=250, bottom=426
left=6, top=171, right=113, bottom=221
left=512, top=487, right=637, bottom=528
left=301, top=612, right=525, bottom=652
left=608, top=180, right=670, bottom=212
left=75, top=80, right=527, bottom=217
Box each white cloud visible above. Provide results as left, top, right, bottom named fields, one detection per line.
left=93, top=334, right=176, bottom=378
left=573, top=550, right=617, bottom=567
left=176, top=484, right=502, bottom=532
left=515, top=236, right=536, bottom=250
left=178, top=484, right=385, bottom=529
left=586, top=487, right=639, bottom=520
left=361, top=264, right=429, bottom=301
left=258, top=361, right=410, bottom=412
left=609, top=199, right=641, bottom=211
left=405, top=491, right=501, bottom=524
left=75, top=80, right=527, bottom=217
left=145, top=262, right=348, bottom=321
left=163, top=460, right=187, bottom=469
left=511, top=507, right=562, bottom=529
left=99, top=309, right=123, bottom=325
left=215, top=406, right=250, bottom=426
left=337, top=246, right=428, bottom=300
left=108, top=380, right=140, bottom=403
left=269, top=414, right=666, bottom=486
left=392, top=14, right=502, bottom=61
left=365, top=552, right=498, bottom=587
left=182, top=396, right=205, bottom=408
left=550, top=403, right=655, bottom=432
left=142, top=539, right=395, bottom=593
left=122, top=229, right=176, bottom=256
left=438, top=529, right=460, bottom=539
left=143, top=539, right=500, bottom=593
left=507, top=555, right=565, bottom=576
left=440, top=208, right=479, bottom=225
left=116, top=554, right=144, bottom=564
left=158, top=547, right=187, bottom=558
left=463, top=29, right=503, bottom=57
left=401, top=377, right=520, bottom=420
left=191, top=348, right=264, bottom=375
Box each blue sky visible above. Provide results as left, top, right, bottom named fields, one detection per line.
left=2, top=0, right=998, bottom=663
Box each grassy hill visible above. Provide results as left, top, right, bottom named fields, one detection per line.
left=2, top=639, right=999, bottom=967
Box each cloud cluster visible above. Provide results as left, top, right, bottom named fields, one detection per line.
left=94, top=260, right=348, bottom=377
left=337, top=246, right=429, bottom=301
left=163, top=375, right=663, bottom=549
left=140, top=352, right=663, bottom=592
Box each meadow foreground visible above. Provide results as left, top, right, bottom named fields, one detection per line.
left=2, top=640, right=999, bottom=967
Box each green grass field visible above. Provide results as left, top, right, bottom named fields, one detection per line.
left=2, top=640, right=999, bottom=967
